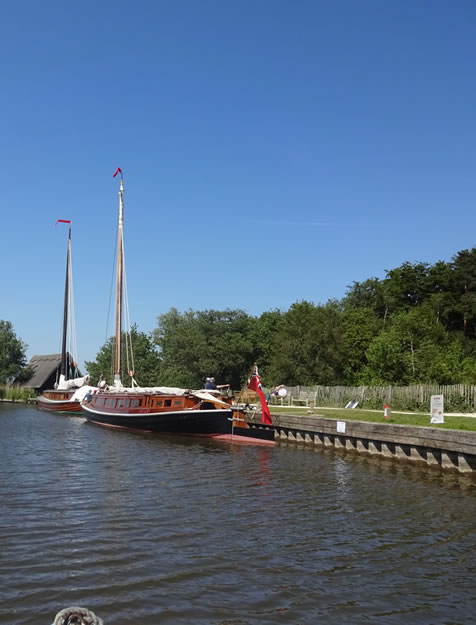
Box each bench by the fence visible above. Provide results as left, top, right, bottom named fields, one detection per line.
left=287, top=390, right=317, bottom=406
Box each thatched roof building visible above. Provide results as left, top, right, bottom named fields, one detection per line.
left=24, top=353, right=80, bottom=393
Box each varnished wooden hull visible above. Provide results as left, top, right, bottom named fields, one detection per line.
left=37, top=390, right=82, bottom=414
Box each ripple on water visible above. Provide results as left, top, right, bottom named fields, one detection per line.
left=1, top=404, right=476, bottom=625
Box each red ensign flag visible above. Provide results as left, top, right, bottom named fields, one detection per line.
left=248, top=366, right=272, bottom=425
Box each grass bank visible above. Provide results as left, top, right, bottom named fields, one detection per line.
left=270, top=406, right=476, bottom=432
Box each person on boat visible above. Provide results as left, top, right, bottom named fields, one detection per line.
left=205, top=377, right=230, bottom=391
left=98, top=375, right=107, bottom=390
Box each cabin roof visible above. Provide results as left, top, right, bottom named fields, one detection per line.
left=25, top=353, right=76, bottom=389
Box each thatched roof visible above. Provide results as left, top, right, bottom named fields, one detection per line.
left=25, top=353, right=79, bottom=390
left=25, top=354, right=61, bottom=389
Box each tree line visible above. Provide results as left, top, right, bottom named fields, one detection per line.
left=86, top=246, right=476, bottom=389
left=2, top=247, right=476, bottom=390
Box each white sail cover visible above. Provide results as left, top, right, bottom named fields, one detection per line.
left=57, top=374, right=90, bottom=390
left=106, top=385, right=191, bottom=395
left=190, top=391, right=230, bottom=408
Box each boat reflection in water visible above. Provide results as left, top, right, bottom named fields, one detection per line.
left=81, top=168, right=274, bottom=444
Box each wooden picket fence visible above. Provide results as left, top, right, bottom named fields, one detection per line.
left=264, top=384, right=476, bottom=413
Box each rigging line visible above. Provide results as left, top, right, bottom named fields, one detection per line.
left=122, top=242, right=130, bottom=376
left=104, top=217, right=119, bottom=383
left=68, top=248, right=78, bottom=372
left=105, top=218, right=119, bottom=344
left=124, top=332, right=131, bottom=384
left=57, top=250, right=64, bottom=366
left=56, top=297, right=62, bottom=383
left=125, top=261, right=135, bottom=378
left=123, top=296, right=131, bottom=382
left=110, top=343, right=114, bottom=383
left=109, top=333, right=114, bottom=384
left=122, top=243, right=136, bottom=383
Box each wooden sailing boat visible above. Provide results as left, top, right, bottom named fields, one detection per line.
left=82, top=170, right=274, bottom=443
left=37, top=221, right=91, bottom=413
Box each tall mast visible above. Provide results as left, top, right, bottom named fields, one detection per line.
left=60, top=225, right=71, bottom=379
left=114, top=173, right=124, bottom=387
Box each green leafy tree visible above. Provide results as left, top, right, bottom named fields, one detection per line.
left=344, top=277, right=402, bottom=323
left=425, top=260, right=460, bottom=331
left=453, top=248, right=476, bottom=337
left=248, top=309, right=283, bottom=383
left=344, top=277, right=385, bottom=314
left=267, top=301, right=345, bottom=386
left=341, top=307, right=383, bottom=384
left=82, top=246, right=476, bottom=391
left=0, top=320, right=32, bottom=384
left=363, top=307, right=454, bottom=384
left=362, top=328, right=406, bottom=385
left=153, top=308, right=257, bottom=389
left=383, top=262, right=431, bottom=310
left=342, top=251, right=476, bottom=385
left=152, top=308, right=206, bottom=387
left=85, top=324, right=161, bottom=387
left=461, top=354, right=476, bottom=384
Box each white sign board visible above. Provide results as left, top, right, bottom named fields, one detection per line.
left=336, top=421, right=346, bottom=434
left=430, top=395, right=444, bottom=424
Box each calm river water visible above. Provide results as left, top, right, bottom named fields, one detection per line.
left=1, top=403, right=475, bottom=625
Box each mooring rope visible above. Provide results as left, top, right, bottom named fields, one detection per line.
left=52, top=606, right=103, bottom=625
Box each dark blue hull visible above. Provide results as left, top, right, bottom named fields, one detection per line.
left=81, top=404, right=275, bottom=443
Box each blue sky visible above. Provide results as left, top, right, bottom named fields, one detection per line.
left=1, top=0, right=475, bottom=370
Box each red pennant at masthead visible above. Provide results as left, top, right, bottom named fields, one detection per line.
left=113, top=167, right=122, bottom=178
left=54, top=219, right=71, bottom=226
